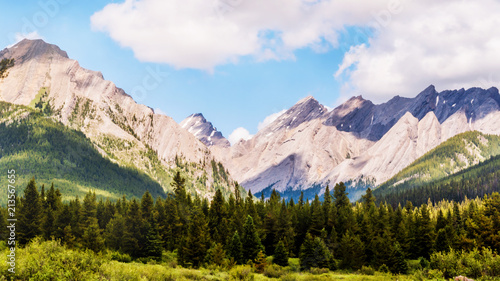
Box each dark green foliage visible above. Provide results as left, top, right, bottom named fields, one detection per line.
left=7, top=176, right=500, bottom=275
left=338, top=231, right=364, bottom=270
left=82, top=217, right=105, bottom=253
left=0, top=102, right=164, bottom=204
left=299, top=233, right=332, bottom=270
left=228, top=231, right=244, bottom=264
left=18, top=178, right=42, bottom=245
left=179, top=206, right=209, bottom=268
left=273, top=239, right=289, bottom=266
left=0, top=58, right=14, bottom=78
left=375, top=131, right=500, bottom=207
left=389, top=242, right=408, bottom=274
left=242, top=215, right=263, bottom=262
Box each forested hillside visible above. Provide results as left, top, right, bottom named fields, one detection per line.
left=0, top=101, right=166, bottom=202
left=3, top=178, right=500, bottom=279
left=378, top=131, right=500, bottom=192
left=375, top=154, right=500, bottom=207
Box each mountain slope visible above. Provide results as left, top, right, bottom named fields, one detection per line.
left=0, top=101, right=164, bottom=204
left=375, top=153, right=500, bottom=207
left=373, top=130, right=500, bottom=199
left=180, top=113, right=230, bottom=147
left=214, top=86, right=500, bottom=199
left=0, top=39, right=240, bottom=199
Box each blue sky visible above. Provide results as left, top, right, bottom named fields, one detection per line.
left=2, top=0, right=500, bottom=143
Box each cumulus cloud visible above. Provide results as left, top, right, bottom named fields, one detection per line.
left=91, top=0, right=500, bottom=101
left=335, top=0, right=500, bottom=103
left=228, top=127, right=253, bottom=145
left=257, top=109, right=286, bottom=131
left=90, top=0, right=390, bottom=70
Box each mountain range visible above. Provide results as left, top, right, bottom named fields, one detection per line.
left=2, top=39, right=500, bottom=201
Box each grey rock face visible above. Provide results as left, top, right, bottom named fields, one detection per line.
left=180, top=113, right=230, bottom=148
left=215, top=85, right=500, bottom=197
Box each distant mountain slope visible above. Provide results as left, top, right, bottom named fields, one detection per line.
left=375, top=131, right=500, bottom=194
left=375, top=153, right=500, bottom=207
left=214, top=86, right=500, bottom=199
left=0, top=101, right=164, bottom=204
left=180, top=113, right=230, bottom=147
left=0, top=39, right=241, bottom=200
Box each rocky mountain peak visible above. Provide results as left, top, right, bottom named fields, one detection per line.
left=180, top=113, right=230, bottom=148
left=0, top=39, right=69, bottom=63
left=265, top=96, right=326, bottom=132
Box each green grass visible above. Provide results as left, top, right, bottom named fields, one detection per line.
left=0, top=239, right=452, bottom=281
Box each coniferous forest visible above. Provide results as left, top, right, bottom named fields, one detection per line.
left=2, top=175, right=500, bottom=280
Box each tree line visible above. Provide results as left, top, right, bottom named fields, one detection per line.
left=2, top=174, right=500, bottom=274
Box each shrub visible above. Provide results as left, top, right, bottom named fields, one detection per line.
left=309, top=267, right=329, bottom=275
left=110, top=252, right=132, bottom=263
left=229, top=265, right=254, bottom=280
left=263, top=264, right=286, bottom=278
left=360, top=265, right=375, bottom=275
left=378, top=264, right=390, bottom=273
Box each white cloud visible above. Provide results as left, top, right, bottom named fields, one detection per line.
left=228, top=127, right=253, bottom=145
left=257, top=109, right=286, bottom=131
left=91, top=0, right=391, bottom=70
left=335, top=0, right=500, bottom=103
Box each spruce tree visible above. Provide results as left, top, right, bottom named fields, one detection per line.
left=181, top=206, right=209, bottom=268
left=228, top=231, right=244, bottom=264
left=122, top=199, right=143, bottom=257
left=273, top=239, right=289, bottom=266
left=338, top=230, right=365, bottom=270
left=389, top=242, right=408, bottom=274
left=299, top=233, right=332, bottom=270
left=242, top=215, right=263, bottom=262
left=82, top=217, right=105, bottom=253
left=209, top=189, right=228, bottom=244
left=104, top=213, right=125, bottom=250
left=18, top=178, right=42, bottom=245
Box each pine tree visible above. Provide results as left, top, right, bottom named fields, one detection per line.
left=82, top=217, right=105, bottom=253
left=273, top=239, right=289, bottom=266
left=228, top=231, right=244, bottom=264
left=205, top=243, right=226, bottom=267
left=309, top=194, right=324, bottom=237
left=18, top=178, right=42, bottom=245
left=122, top=199, right=143, bottom=257
left=172, top=171, right=186, bottom=204
left=299, top=233, right=332, bottom=270
left=144, top=220, right=163, bottom=259
left=389, top=242, right=408, bottom=274
left=242, top=215, right=263, bottom=262
left=209, top=189, right=228, bottom=244
left=414, top=204, right=434, bottom=259
left=338, top=230, right=365, bottom=270
left=104, top=213, right=125, bottom=250
left=180, top=206, right=209, bottom=268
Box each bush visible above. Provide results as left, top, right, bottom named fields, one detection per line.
left=360, top=265, right=375, bottom=275
left=229, top=265, right=254, bottom=280
left=110, top=252, right=132, bottom=263
left=288, top=258, right=300, bottom=272
left=430, top=247, right=500, bottom=279
left=263, top=264, right=286, bottom=278
left=378, top=264, right=390, bottom=273
left=309, top=267, right=329, bottom=275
